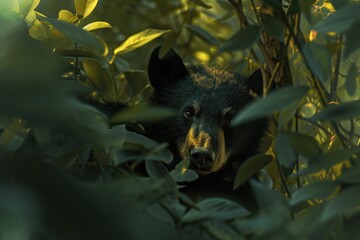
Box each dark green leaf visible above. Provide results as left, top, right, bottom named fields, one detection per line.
left=232, top=86, right=309, bottom=126
left=261, top=0, right=281, bottom=8
left=233, top=154, right=273, bottom=190
left=158, top=32, right=179, bottom=58
left=216, top=0, right=233, bottom=11
left=343, top=21, right=360, bottom=58
left=201, top=220, right=241, bottom=239
left=262, top=16, right=285, bottom=41
left=123, top=70, right=149, bottom=97
left=321, top=186, right=360, bottom=221
left=299, top=146, right=360, bottom=175
left=311, top=100, right=360, bottom=122
left=170, top=158, right=198, bottom=183
left=182, top=198, right=250, bottom=223
left=337, top=167, right=360, bottom=184
left=186, top=25, right=219, bottom=45
left=331, top=0, right=349, bottom=9
left=302, top=42, right=332, bottom=84
left=250, top=180, right=288, bottom=211
left=110, top=105, right=176, bottom=124
left=313, top=4, right=360, bottom=33
left=289, top=181, right=338, bottom=206
left=145, top=160, right=169, bottom=180
left=275, top=133, right=297, bottom=168
left=345, top=63, right=359, bottom=96
left=220, top=25, right=260, bottom=52
left=38, top=16, right=104, bottom=53
left=285, top=132, right=322, bottom=158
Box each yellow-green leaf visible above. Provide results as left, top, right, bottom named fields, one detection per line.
left=75, top=0, right=98, bottom=19
left=83, top=21, right=112, bottom=31
left=58, top=9, right=78, bottom=23
left=17, top=0, right=40, bottom=26
left=113, top=29, right=170, bottom=56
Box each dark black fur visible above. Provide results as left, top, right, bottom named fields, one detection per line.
left=147, top=46, right=269, bottom=206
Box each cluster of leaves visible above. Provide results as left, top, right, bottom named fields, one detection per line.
left=0, top=0, right=360, bottom=239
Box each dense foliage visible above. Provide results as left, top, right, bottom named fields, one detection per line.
left=0, top=0, right=359, bottom=239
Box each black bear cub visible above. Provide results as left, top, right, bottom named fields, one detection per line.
left=147, top=46, right=269, bottom=202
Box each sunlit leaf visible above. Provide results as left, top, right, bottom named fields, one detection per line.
left=58, top=9, right=77, bottom=23
left=321, top=186, right=360, bottom=221
left=232, top=86, right=309, bottom=126
left=313, top=4, right=360, bottom=33
left=289, top=181, right=338, bottom=206
left=190, top=0, right=212, bottom=9
left=29, top=18, right=48, bottom=40
left=182, top=198, right=250, bottom=223
left=75, top=0, right=98, bottom=19
left=38, top=16, right=104, bottom=53
left=113, top=29, right=170, bottom=56
left=262, top=16, right=285, bottom=41
left=302, top=42, right=332, bottom=84
left=311, top=100, right=360, bottom=121
left=220, top=25, right=260, bottom=52
left=345, top=63, right=359, bottom=96
left=83, top=21, right=112, bottom=31
left=233, top=154, right=273, bottom=190
left=186, top=25, right=219, bottom=45
left=18, top=0, right=40, bottom=26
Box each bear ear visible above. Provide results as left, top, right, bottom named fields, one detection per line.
left=148, top=46, right=189, bottom=89
left=247, top=68, right=264, bottom=97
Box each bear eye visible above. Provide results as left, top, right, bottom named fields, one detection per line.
left=222, top=109, right=235, bottom=126
left=183, top=109, right=194, bottom=119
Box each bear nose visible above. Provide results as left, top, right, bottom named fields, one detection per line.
left=190, top=147, right=215, bottom=169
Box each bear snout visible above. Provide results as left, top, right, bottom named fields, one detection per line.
left=190, top=147, right=216, bottom=169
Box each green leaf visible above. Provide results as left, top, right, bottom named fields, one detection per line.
left=58, top=10, right=77, bottom=23
left=186, top=25, right=219, bottom=45
left=302, top=42, right=332, bottom=85
left=232, top=86, right=309, bottom=126
left=82, top=59, right=112, bottom=94
left=83, top=21, right=112, bottom=31
left=75, top=0, right=98, bottom=19
left=182, top=198, right=250, bottom=223
left=170, top=158, right=198, bottom=183
left=250, top=180, right=287, bottom=211
left=345, top=63, right=359, bottom=96
left=190, top=0, right=212, bottom=9
left=123, top=70, right=149, bottom=97
left=299, top=146, right=360, bottom=176
left=18, top=0, right=40, bottom=25
left=110, top=105, right=176, bottom=124
left=275, top=133, right=297, bottom=168
left=38, top=16, right=104, bottom=53
left=233, top=154, right=273, bottom=190
left=321, top=186, right=360, bottom=221
left=285, top=132, right=322, bottom=158
left=220, top=25, right=260, bottom=52
left=313, top=4, right=360, bottom=33
left=289, top=181, right=338, bottom=206
left=262, top=16, right=285, bottom=41
left=338, top=167, right=360, bottom=184
left=311, top=100, right=360, bottom=122
left=343, top=21, right=360, bottom=59
left=113, top=29, right=170, bottom=56
left=145, top=160, right=169, bottom=180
